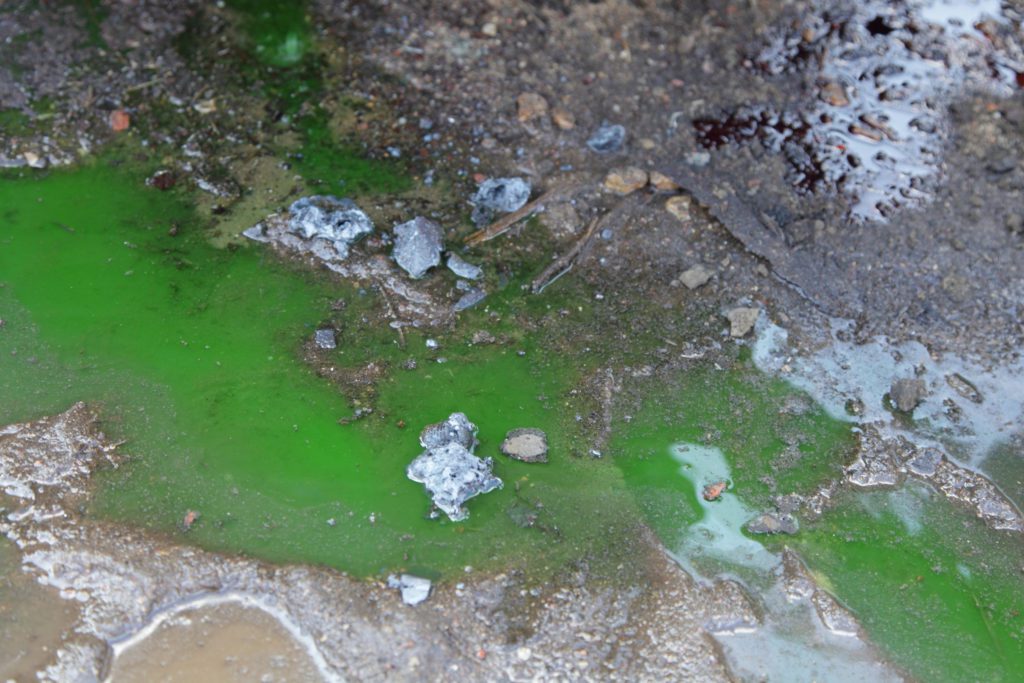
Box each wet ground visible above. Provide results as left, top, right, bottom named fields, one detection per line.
left=1, top=0, right=1023, bottom=681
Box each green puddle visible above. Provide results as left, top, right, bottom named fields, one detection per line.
left=0, top=161, right=640, bottom=578
left=613, top=365, right=1024, bottom=681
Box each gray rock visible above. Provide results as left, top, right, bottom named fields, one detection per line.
left=419, top=412, right=477, bottom=451
left=287, top=195, right=374, bottom=244
left=471, top=177, right=531, bottom=213
left=407, top=442, right=502, bottom=522
left=745, top=512, right=798, bottom=535
left=726, top=307, right=760, bottom=337
left=393, top=216, right=445, bottom=279
left=454, top=287, right=487, bottom=312
left=906, top=447, right=943, bottom=477
left=500, top=428, right=549, bottom=463
left=447, top=253, right=483, bottom=280
left=680, top=264, right=713, bottom=290
left=314, top=328, right=336, bottom=349
left=387, top=574, right=432, bottom=605
left=890, top=377, right=927, bottom=413
left=587, top=123, right=626, bottom=153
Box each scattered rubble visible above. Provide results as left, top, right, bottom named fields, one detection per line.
left=703, top=481, right=727, bottom=501
left=499, top=428, right=548, bottom=463
left=392, top=217, right=445, bottom=279
left=407, top=413, right=502, bottom=521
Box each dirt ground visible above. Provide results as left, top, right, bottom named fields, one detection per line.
left=2, top=0, right=1022, bottom=680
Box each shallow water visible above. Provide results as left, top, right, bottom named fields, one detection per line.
left=0, top=162, right=634, bottom=578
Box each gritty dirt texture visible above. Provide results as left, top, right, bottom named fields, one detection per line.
left=315, top=0, right=1024, bottom=360
left=0, top=405, right=751, bottom=682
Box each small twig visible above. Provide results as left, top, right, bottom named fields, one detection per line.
left=530, top=192, right=638, bottom=294
left=124, top=75, right=168, bottom=93
left=464, top=183, right=574, bottom=246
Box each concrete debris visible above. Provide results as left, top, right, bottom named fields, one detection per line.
left=586, top=123, right=626, bottom=153
left=408, top=413, right=502, bottom=521
left=889, top=378, right=927, bottom=413
left=314, top=329, right=337, bottom=350
left=453, top=287, right=487, bottom=312
left=392, top=216, right=445, bottom=279
left=500, top=428, right=548, bottom=463
left=446, top=253, right=483, bottom=280
left=680, top=264, right=713, bottom=290
left=288, top=196, right=374, bottom=246
left=407, top=444, right=502, bottom=522
left=387, top=574, right=432, bottom=606
left=726, top=307, right=760, bottom=338
left=419, top=412, right=477, bottom=451
left=471, top=177, right=531, bottom=214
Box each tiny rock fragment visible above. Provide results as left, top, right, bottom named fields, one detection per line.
left=604, top=167, right=648, bottom=195
left=726, top=307, right=760, bottom=338
left=587, top=123, right=626, bottom=153
left=314, top=328, right=337, bottom=350
left=516, top=92, right=549, bottom=123
left=665, top=195, right=691, bottom=221
left=680, top=264, right=713, bottom=290
left=481, top=21, right=498, bottom=37
left=387, top=574, right=432, bottom=605
left=393, top=216, right=445, bottom=279
left=500, top=428, right=548, bottom=463
left=446, top=253, right=483, bottom=280
left=703, top=481, right=727, bottom=501
left=649, top=171, right=681, bottom=192
left=551, top=107, right=576, bottom=130
left=109, top=109, right=130, bottom=132
left=890, top=378, right=927, bottom=413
